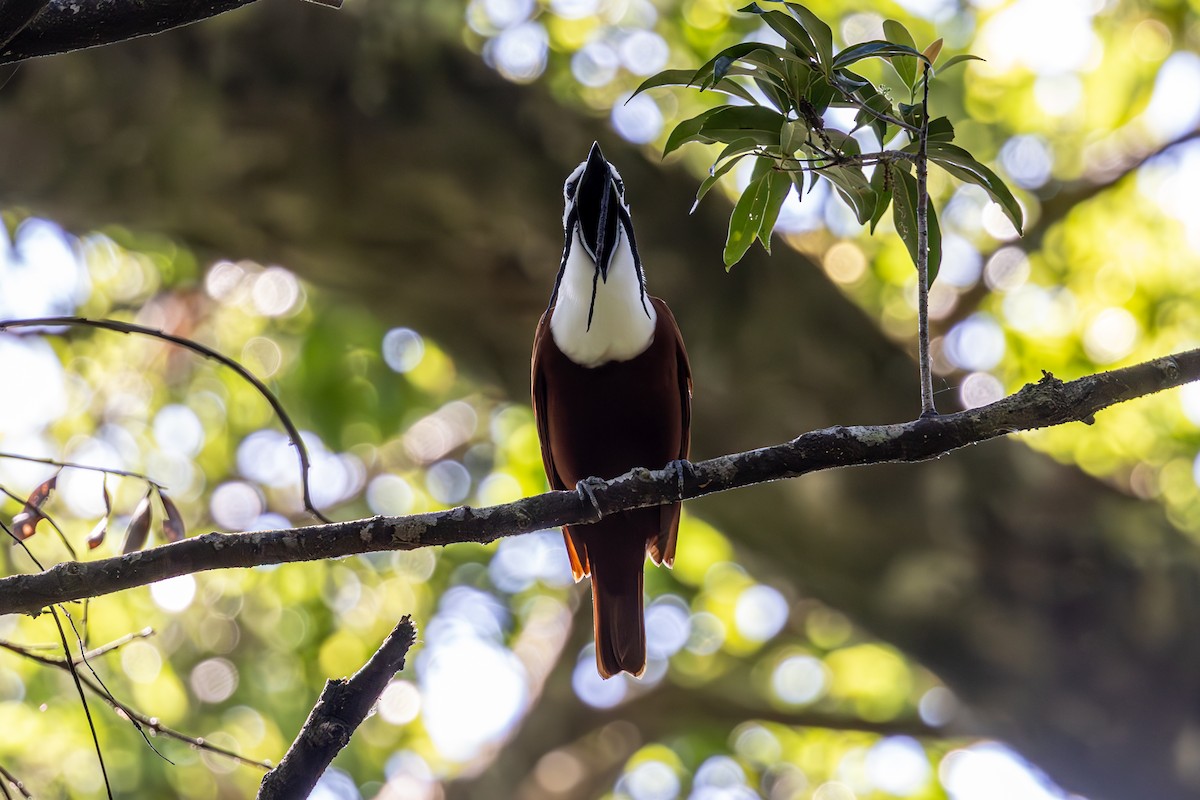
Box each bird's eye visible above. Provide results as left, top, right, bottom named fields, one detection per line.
left=613, top=177, right=625, bottom=196
left=565, top=178, right=579, bottom=200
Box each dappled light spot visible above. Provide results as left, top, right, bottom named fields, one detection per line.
left=210, top=481, right=264, bottom=530
left=732, top=723, right=783, bottom=766
left=237, top=430, right=297, bottom=488
left=368, top=473, right=416, bottom=516
left=1083, top=307, right=1138, bottom=363
left=645, top=596, right=690, bottom=658
left=0, top=218, right=89, bottom=320
left=978, top=0, right=1100, bottom=76
left=378, top=680, right=421, bottom=725
left=1002, top=286, right=1077, bottom=338
left=120, top=641, right=163, bottom=685
left=960, top=372, right=1005, bottom=409
left=685, top=611, right=726, bottom=656
left=983, top=247, right=1030, bottom=293
left=486, top=22, right=550, bottom=83
left=945, top=314, right=1005, bottom=372
left=618, top=30, right=669, bottom=75
left=381, top=751, right=436, bottom=800
left=190, top=657, right=238, bottom=704
left=426, top=460, right=472, bottom=505
left=938, top=235, right=983, bottom=289
left=613, top=93, right=664, bottom=144
left=620, top=760, right=679, bottom=800
left=940, top=742, right=1068, bottom=800
left=151, top=574, right=197, bottom=613
left=489, top=530, right=573, bottom=593
left=771, top=654, right=827, bottom=705
left=0, top=336, right=67, bottom=437
left=1000, top=136, right=1053, bottom=189
left=694, top=755, right=752, bottom=796
left=734, top=584, right=789, bottom=642
left=550, top=0, right=600, bottom=18
left=981, top=201, right=1022, bottom=241
left=572, top=647, right=628, bottom=708
left=535, top=750, right=585, bottom=794
left=404, top=401, right=478, bottom=465
left=918, top=686, right=959, bottom=727
left=310, top=767, right=362, bottom=800
left=250, top=266, right=302, bottom=317
left=153, top=403, right=205, bottom=457
left=866, top=736, right=931, bottom=795
left=1142, top=52, right=1200, bottom=144
left=382, top=327, right=425, bottom=374
left=812, top=781, right=857, bottom=800
left=823, top=242, right=867, bottom=285
left=573, top=42, right=619, bottom=87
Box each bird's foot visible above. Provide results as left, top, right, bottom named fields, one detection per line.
left=665, top=459, right=695, bottom=501
left=575, top=476, right=608, bottom=519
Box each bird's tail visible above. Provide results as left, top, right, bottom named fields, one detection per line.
left=588, top=537, right=647, bottom=679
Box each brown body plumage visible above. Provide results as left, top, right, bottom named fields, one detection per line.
left=532, top=296, right=691, bottom=677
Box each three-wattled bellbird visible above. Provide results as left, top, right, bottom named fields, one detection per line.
left=532, top=143, right=692, bottom=678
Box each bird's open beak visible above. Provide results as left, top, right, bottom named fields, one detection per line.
left=574, top=142, right=622, bottom=282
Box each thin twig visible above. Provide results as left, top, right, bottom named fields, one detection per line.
left=0, top=347, right=1196, bottom=615
left=258, top=616, right=416, bottom=799
left=0, top=451, right=165, bottom=489
left=0, top=762, right=29, bottom=800
left=0, top=638, right=272, bottom=770
left=914, top=64, right=935, bottom=417
left=48, top=606, right=113, bottom=800
left=0, top=317, right=331, bottom=523
left=80, top=627, right=155, bottom=662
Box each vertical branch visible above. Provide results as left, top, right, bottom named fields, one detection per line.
left=915, top=64, right=936, bottom=417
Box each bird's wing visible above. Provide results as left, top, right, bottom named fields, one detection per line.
left=532, top=307, right=589, bottom=581
left=648, top=296, right=692, bottom=569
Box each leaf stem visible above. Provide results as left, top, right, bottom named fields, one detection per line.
left=915, top=64, right=936, bottom=417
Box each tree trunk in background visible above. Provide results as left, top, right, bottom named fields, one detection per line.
left=1, top=2, right=1198, bottom=797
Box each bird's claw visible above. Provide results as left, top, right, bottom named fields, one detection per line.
left=665, top=459, right=695, bottom=501
left=576, top=476, right=608, bottom=517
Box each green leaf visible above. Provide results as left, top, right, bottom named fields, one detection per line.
left=691, top=42, right=778, bottom=87
left=926, top=141, right=1024, bottom=234
left=699, top=105, right=789, bottom=147
left=780, top=120, right=805, bottom=155
left=889, top=164, right=942, bottom=281
left=824, top=164, right=875, bottom=225
left=754, top=76, right=791, bottom=112
left=724, top=173, right=771, bottom=268
left=805, top=73, right=837, bottom=114
left=631, top=69, right=700, bottom=99
left=693, top=151, right=754, bottom=211
left=882, top=19, right=917, bottom=88
left=832, top=40, right=925, bottom=70
left=663, top=107, right=724, bottom=157
left=927, top=116, right=955, bottom=143
left=784, top=3, right=834, bottom=67
left=868, top=162, right=892, bottom=233
left=939, top=53, right=983, bottom=72
left=740, top=5, right=818, bottom=60
left=758, top=169, right=793, bottom=252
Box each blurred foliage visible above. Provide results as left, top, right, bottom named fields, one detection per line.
left=2, top=0, right=1200, bottom=799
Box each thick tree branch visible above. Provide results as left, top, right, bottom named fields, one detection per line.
left=257, top=616, right=416, bottom=799
left=0, top=348, right=1196, bottom=617
left=0, top=0, right=340, bottom=66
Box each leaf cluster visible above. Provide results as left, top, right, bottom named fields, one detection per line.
left=634, top=3, right=1023, bottom=276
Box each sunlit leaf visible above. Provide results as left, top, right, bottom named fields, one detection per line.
left=938, top=53, right=983, bottom=72
left=11, top=473, right=58, bottom=540
left=882, top=19, right=917, bottom=89
left=122, top=494, right=154, bottom=555
left=832, top=40, right=925, bottom=71
left=740, top=5, right=818, bottom=60
left=631, top=69, right=699, bottom=99
left=724, top=173, right=770, bottom=268
left=757, top=169, right=793, bottom=253
left=783, top=2, right=834, bottom=67
left=824, top=164, right=875, bottom=225
left=663, top=107, right=724, bottom=157
left=922, top=38, right=944, bottom=65
left=926, top=141, right=1024, bottom=234
left=160, top=491, right=186, bottom=543
left=693, top=153, right=754, bottom=212
left=86, top=518, right=107, bottom=550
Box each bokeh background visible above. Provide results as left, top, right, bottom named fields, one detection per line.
left=2, top=0, right=1200, bottom=798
